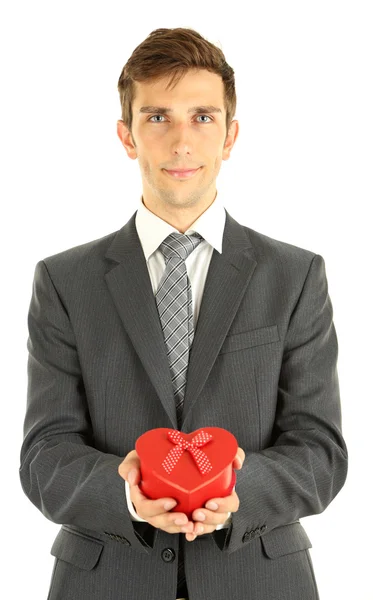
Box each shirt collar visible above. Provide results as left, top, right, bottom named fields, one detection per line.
left=135, top=191, right=226, bottom=262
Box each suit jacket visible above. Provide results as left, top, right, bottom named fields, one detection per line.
left=19, top=208, right=348, bottom=600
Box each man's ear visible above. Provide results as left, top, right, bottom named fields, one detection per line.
left=117, top=120, right=137, bottom=159
left=222, top=119, right=239, bottom=161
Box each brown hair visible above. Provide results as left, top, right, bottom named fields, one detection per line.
left=117, top=27, right=236, bottom=140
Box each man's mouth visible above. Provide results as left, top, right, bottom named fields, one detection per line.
left=164, top=167, right=201, bottom=179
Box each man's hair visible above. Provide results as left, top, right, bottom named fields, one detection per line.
left=117, top=27, right=236, bottom=139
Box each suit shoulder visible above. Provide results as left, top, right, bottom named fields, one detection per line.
left=244, top=225, right=319, bottom=268
left=39, top=229, right=119, bottom=276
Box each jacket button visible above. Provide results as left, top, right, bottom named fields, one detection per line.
left=260, top=525, right=267, bottom=533
left=161, top=548, right=176, bottom=563
left=242, top=532, right=251, bottom=542
left=254, top=527, right=261, bottom=536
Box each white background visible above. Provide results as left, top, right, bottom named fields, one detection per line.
left=1, top=1, right=372, bottom=598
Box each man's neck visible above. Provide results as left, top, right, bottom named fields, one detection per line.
left=141, top=191, right=217, bottom=233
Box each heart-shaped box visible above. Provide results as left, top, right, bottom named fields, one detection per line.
left=135, top=427, right=238, bottom=519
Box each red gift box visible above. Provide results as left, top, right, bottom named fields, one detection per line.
left=135, top=427, right=238, bottom=519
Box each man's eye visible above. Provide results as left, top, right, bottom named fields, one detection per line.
left=196, top=115, right=212, bottom=123
left=148, top=115, right=212, bottom=123
left=149, top=115, right=166, bottom=122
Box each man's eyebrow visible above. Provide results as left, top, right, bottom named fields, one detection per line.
left=139, top=105, right=222, bottom=115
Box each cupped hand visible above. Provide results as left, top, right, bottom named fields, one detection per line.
left=186, top=447, right=245, bottom=541
left=118, top=450, right=195, bottom=536
left=118, top=446, right=245, bottom=541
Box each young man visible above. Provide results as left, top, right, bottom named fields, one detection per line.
left=20, top=27, right=348, bottom=600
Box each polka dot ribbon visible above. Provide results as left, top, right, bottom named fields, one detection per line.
left=162, top=430, right=214, bottom=475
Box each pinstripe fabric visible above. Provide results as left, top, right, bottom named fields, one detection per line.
left=155, top=231, right=203, bottom=598
left=20, top=208, right=348, bottom=600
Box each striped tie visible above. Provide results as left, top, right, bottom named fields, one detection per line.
left=155, top=231, right=204, bottom=429
left=155, top=231, right=203, bottom=598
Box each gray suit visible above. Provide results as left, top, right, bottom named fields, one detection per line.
left=19, top=208, right=348, bottom=600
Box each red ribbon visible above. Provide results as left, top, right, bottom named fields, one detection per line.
left=162, top=430, right=213, bottom=475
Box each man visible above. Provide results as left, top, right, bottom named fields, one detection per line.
left=19, top=27, right=348, bottom=600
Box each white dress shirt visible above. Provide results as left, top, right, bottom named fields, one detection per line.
left=124, top=190, right=232, bottom=530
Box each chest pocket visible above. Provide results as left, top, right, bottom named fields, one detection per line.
left=218, top=324, right=279, bottom=354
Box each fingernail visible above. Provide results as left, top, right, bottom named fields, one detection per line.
left=206, top=502, right=218, bottom=510
left=164, top=501, right=177, bottom=511
left=128, top=469, right=137, bottom=485
left=195, top=512, right=205, bottom=521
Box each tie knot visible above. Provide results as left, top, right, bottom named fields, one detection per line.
left=159, top=232, right=204, bottom=263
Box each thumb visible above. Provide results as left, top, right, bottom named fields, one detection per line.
left=233, top=448, right=245, bottom=469
left=233, top=457, right=242, bottom=470
left=118, top=451, right=141, bottom=483
left=128, top=468, right=140, bottom=486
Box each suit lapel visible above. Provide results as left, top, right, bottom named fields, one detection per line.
left=104, top=208, right=257, bottom=429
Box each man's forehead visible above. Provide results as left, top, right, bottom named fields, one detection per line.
left=134, top=68, right=221, bottom=89
left=132, top=73, right=225, bottom=115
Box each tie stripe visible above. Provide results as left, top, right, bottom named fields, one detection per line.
left=156, top=231, right=203, bottom=428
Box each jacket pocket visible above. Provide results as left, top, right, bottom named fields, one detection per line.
left=50, top=526, right=104, bottom=570
left=219, top=324, right=279, bottom=354
left=260, top=522, right=312, bottom=559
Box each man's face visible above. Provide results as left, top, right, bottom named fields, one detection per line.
left=117, top=68, right=238, bottom=211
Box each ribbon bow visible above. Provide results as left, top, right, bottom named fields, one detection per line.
left=162, top=430, right=213, bottom=475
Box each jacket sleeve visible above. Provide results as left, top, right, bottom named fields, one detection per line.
left=19, top=259, right=156, bottom=554
left=213, top=253, right=348, bottom=554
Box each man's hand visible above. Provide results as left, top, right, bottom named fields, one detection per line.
left=186, top=447, right=245, bottom=541
left=118, top=447, right=245, bottom=541
left=118, top=450, right=196, bottom=536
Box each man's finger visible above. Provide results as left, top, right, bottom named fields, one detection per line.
left=231, top=448, right=245, bottom=470
left=128, top=469, right=139, bottom=485
left=118, top=452, right=141, bottom=481
left=204, top=489, right=240, bottom=514
left=129, top=481, right=179, bottom=519
left=192, top=507, right=230, bottom=527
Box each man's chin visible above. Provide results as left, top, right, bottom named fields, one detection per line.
left=157, top=189, right=204, bottom=208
